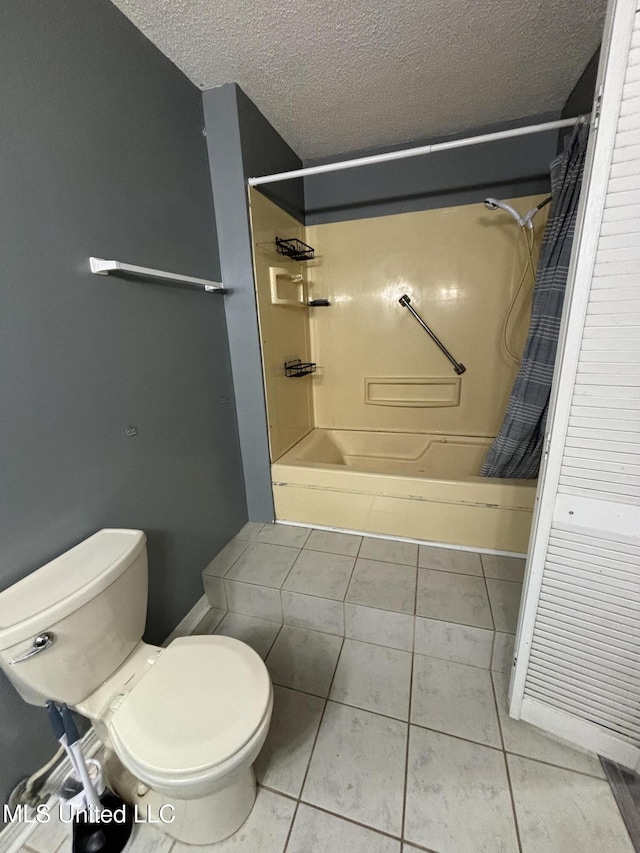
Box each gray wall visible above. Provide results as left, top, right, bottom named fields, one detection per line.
left=303, top=115, right=561, bottom=225
left=203, top=84, right=304, bottom=521
left=0, top=0, right=246, bottom=809
left=559, top=49, right=601, bottom=150
left=563, top=49, right=601, bottom=118
left=236, top=88, right=305, bottom=224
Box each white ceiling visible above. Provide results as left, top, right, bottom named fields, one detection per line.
left=111, top=0, right=607, bottom=161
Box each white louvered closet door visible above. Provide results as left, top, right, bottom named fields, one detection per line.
left=510, top=0, right=640, bottom=771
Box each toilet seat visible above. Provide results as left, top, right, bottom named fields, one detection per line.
left=106, top=634, right=272, bottom=794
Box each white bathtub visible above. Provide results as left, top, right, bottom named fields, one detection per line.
left=271, top=429, right=536, bottom=553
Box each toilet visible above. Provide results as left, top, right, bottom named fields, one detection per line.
left=0, top=529, right=273, bottom=846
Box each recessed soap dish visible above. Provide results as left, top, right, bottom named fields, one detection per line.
left=269, top=266, right=306, bottom=307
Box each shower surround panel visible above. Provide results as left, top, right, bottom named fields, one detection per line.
left=250, top=192, right=546, bottom=550
left=250, top=190, right=313, bottom=461
left=306, top=197, right=548, bottom=436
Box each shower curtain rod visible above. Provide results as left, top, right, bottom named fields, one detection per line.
left=248, top=115, right=588, bottom=186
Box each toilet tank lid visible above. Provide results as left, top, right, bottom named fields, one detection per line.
left=0, top=529, right=146, bottom=649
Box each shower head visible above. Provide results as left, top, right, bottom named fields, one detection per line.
left=484, top=195, right=553, bottom=230
left=483, top=198, right=528, bottom=228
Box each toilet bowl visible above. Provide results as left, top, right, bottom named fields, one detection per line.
left=0, top=529, right=273, bottom=846
left=81, top=633, right=273, bottom=845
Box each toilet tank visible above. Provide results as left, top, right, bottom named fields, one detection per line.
left=0, top=530, right=148, bottom=706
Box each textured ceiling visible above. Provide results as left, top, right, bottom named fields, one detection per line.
left=111, top=0, right=607, bottom=160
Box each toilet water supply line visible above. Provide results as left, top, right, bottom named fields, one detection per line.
left=13, top=746, right=66, bottom=808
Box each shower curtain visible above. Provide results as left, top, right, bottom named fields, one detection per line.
left=482, top=123, right=590, bottom=479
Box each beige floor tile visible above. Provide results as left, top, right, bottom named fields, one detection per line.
left=214, top=612, right=281, bottom=658
left=486, top=579, right=522, bottom=632
left=127, top=823, right=174, bottom=852
left=411, top=654, right=501, bottom=747
left=491, top=632, right=515, bottom=672
left=171, top=788, right=295, bottom=852
left=414, top=616, right=493, bottom=668
left=281, top=590, right=344, bottom=635
left=358, top=537, right=418, bottom=566
left=283, top=549, right=355, bottom=600
left=304, top=529, right=362, bottom=557
left=192, top=607, right=226, bottom=635
left=346, top=559, right=417, bottom=614
left=419, top=545, right=482, bottom=575
left=202, top=575, right=227, bottom=610
left=265, top=625, right=342, bottom=696
left=508, top=754, right=633, bottom=853
left=254, top=685, right=324, bottom=797
left=254, top=523, right=312, bottom=548
left=203, top=538, right=250, bottom=577
left=344, top=603, right=414, bottom=652
left=225, top=542, right=299, bottom=588
left=416, top=569, right=493, bottom=629
left=303, top=701, right=407, bottom=835
left=481, top=553, right=526, bottom=582
left=235, top=521, right=265, bottom=541
left=20, top=805, right=71, bottom=853
left=287, top=804, right=401, bottom=853
left=224, top=579, right=282, bottom=622
left=405, top=726, right=518, bottom=852
left=330, top=639, right=412, bottom=720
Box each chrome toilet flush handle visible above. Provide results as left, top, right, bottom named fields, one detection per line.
left=9, top=632, right=55, bottom=665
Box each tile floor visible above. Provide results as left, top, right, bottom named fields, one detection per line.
left=202, top=523, right=525, bottom=659
left=16, top=524, right=634, bottom=853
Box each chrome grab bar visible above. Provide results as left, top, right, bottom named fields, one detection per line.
left=398, top=295, right=466, bottom=375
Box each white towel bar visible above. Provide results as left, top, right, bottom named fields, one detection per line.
left=89, top=258, right=223, bottom=292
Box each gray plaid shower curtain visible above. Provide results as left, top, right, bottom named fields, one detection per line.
left=482, top=123, right=590, bottom=479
